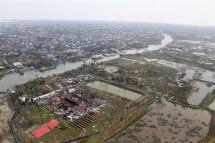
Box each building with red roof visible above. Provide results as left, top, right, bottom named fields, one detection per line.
left=31, top=119, right=59, bottom=138
left=31, top=125, right=50, bottom=138
left=46, top=119, right=59, bottom=129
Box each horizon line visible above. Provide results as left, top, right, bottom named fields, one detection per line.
left=1, top=19, right=215, bottom=29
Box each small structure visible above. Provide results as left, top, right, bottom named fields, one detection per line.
left=0, top=66, right=5, bottom=70
left=68, top=87, right=76, bottom=94
left=92, top=54, right=104, bottom=60
left=18, top=96, right=26, bottom=103
left=52, top=58, right=61, bottom=64
left=13, top=62, right=23, bottom=68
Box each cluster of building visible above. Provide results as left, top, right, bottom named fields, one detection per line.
left=0, top=21, right=161, bottom=77
left=33, top=86, right=106, bottom=124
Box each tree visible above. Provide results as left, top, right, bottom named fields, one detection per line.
left=59, top=119, right=68, bottom=130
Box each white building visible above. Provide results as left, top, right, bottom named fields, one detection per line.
left=13, top=62, right=23, bottom=68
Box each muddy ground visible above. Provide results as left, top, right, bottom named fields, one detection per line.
left=0, top=94, right=13, bottom=143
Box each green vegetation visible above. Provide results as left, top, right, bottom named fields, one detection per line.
left=201, top=90, right=215, bottom=108
left=9, top=91, right=23, bottom=108
left=124, top=51, right=174, bottom=62
left=27, top=107, right=53, bottom=125
left=58, top=118, right=69, bottom=130
left=107, top=57, right=177, bottom=96
left=23, top=78, right=48, bottom=96
left=200, top=90, right=215, bottom=143
left=9, top=78, right=52, bottom=107
left=20, top=106, right=80, bottom=143
left=0, top=101, right=3, bottom=106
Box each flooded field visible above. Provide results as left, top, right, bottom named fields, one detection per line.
left=87, top=81, right=142, bottom=100
left=200, top=70, right=215, bottom=83
left=209, top=100, right=215, bottom=111
left=107, top=99, right=211, bottom=143
left=187, top=82, right=215, bottom=105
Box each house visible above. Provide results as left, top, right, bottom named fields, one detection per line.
left=0, top=66, right=5, bottom=70
left=13, top=62, right=23, bottom=68
left=68, top=87, right=76, bottom=94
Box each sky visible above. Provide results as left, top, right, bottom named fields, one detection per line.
left=0, top=0, right=215, bottom=27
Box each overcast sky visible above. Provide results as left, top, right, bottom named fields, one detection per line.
left=0, top=0, right=215, bottom=27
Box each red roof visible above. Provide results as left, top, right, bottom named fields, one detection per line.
left=79, top=103, right=87, bottom=109
left=31, top=125, right=50, bottom=138
left=46, top=119, right=59, bottom=129
left=31, top=119, right=59, bottom=138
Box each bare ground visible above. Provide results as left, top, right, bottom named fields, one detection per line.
left=0, top=94, right=13, bottom=143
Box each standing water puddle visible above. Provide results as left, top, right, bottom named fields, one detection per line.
left=87, top=81, right=142, bottom=100
left=187, top=82, right=215, bottom=105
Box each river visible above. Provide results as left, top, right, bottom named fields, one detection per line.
left=0, top=33, right=173, bottom=92
left=120, top=34, right=173, bottom=55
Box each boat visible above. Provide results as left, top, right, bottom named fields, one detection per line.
left=92, top=54, right=104, bottom=60
left=104, top=53, right=116, bottom=57
left=39, top=66, right=56, bottom=72
left=191, top=86, right=199, bottom=92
